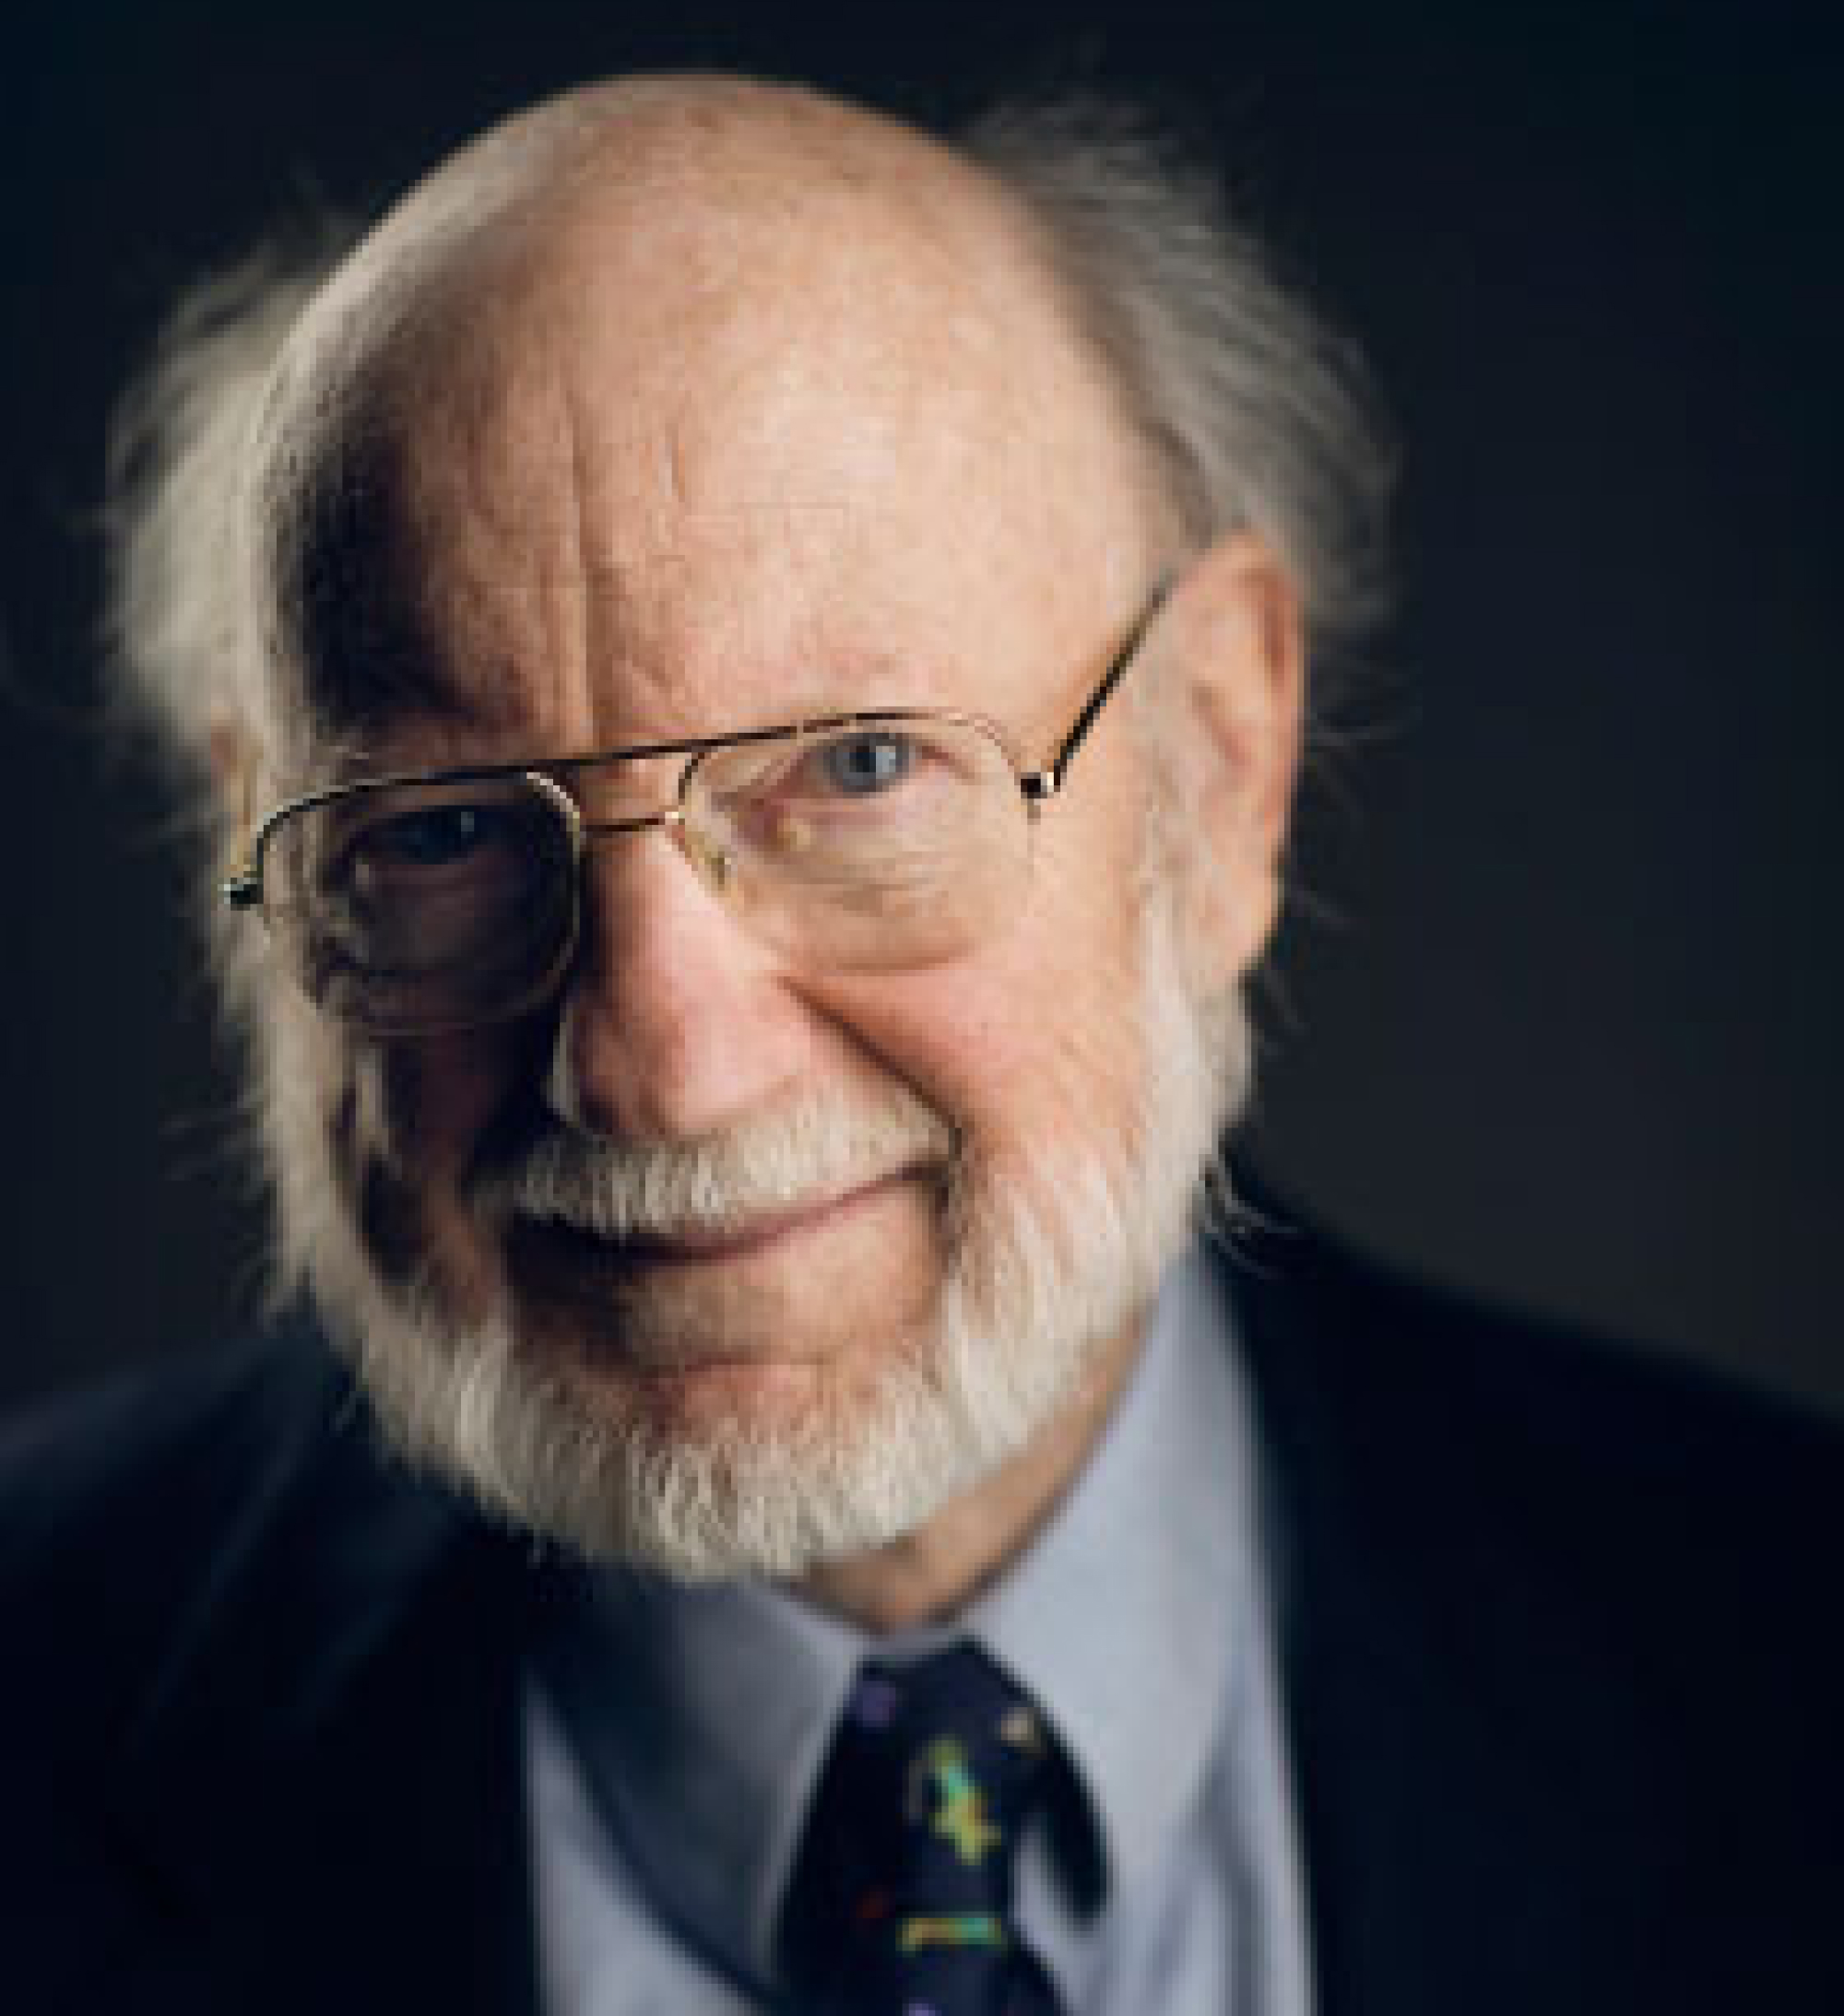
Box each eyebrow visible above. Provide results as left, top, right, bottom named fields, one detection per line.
left=307, top=643, right=541, bottom=745
left=313, top=619, right=950, bottom=768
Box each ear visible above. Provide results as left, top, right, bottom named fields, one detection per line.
left=206, top=718, right=271, bottom=886
left=1155, top=532, right=1305, bottom=991
left=208, top=717, right=253, bottom=787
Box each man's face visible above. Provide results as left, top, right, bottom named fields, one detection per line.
left=262, top=124, right=1258, bottom=1578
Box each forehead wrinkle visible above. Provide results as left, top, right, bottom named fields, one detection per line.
left=458, top=104, right=1137, bottom=531
left=272, top=318, right=587, bottom=749
left=280, top=83, right=1168, bottom=771
left=561, top=371, right=594, bottom=745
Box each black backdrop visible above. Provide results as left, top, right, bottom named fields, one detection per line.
left=4, top=0, right=1839, bottom=1412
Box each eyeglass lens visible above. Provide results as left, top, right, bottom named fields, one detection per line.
left=260, top=773, right=580, bottom=1032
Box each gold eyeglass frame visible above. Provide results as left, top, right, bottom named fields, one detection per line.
left=220, top=578, right=1172, bottom=1031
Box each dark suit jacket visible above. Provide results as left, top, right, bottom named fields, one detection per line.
left=4, top=1206, right=1839, bottom=2014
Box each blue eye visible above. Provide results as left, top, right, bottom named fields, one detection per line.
left=820, top=734, right=915, bottom=796
left=374, top=805, right=498, bottom=867
left=340, top=802, right=521, bottom=892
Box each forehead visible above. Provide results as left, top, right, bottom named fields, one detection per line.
left=271, top=139, right=1161, bottom=759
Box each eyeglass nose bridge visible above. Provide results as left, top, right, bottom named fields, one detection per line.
left=573, top=801, right=737, bottom=896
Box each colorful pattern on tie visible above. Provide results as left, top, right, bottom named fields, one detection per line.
left=913, top=1737, right=1003, bottom=1865
left=781, top=1643, right=1063, bottom=2013
left=898, top=1912, right=1007, bottom=1953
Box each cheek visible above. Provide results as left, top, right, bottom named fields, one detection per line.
left=328, top=1022, right=544, bottom=1283
left=815, top=808, right=1152, bottom=1162
left=337, top=1026, right=544, bottom=1313
left=383, top=1039, right=507, bottom=1177
left=385, top=1019, right=555, bottom=1167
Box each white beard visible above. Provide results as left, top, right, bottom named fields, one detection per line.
left=263, top=881, right=1250, bottom=1581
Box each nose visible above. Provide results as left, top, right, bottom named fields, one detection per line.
left=544, top=823, right=821, bottom=1142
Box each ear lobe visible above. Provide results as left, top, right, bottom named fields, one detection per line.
left=1158, top=533, right=1305, bottom=986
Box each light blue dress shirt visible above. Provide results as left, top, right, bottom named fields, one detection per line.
left=526, top=1249, right=1314, bottom=2013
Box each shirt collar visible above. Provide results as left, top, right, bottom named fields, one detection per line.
left=967, top=1246, right=1251, bottom=1914
left=530, top=1245, right=1255, bottom=1995
left=531, top=1553, right=861, bottom=1989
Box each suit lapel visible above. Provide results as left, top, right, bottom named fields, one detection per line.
left=1226, top=1223, right=1664, bottom=2016
left=83, top=1348, right=547, bottom=2016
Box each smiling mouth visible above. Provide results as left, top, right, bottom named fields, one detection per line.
left=502, top=1170, right=916, bottom=1287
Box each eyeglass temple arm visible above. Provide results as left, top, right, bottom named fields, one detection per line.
left=1022, top=576, right=1174, bottom=804
left=222, top=765, right=263, bottom=910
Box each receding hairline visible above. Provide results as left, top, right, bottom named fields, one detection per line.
left=279, top=72, right=1088, bottom=407
left=449, top=70, right=1000, bottom=206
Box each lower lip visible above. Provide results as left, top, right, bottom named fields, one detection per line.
left=507, top=1172, right=910, bottom=1284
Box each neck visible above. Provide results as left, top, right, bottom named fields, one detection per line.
left=790, top=1315, right=1146, bottom=1633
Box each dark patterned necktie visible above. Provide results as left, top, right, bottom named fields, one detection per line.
left=781, top=1642, right=1062, bottom=2015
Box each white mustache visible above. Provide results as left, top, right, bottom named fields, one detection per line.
left=477, top=1091, right=955, bottom=1242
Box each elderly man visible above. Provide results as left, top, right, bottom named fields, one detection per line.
left=4, top=74, right=1838, bottom=2016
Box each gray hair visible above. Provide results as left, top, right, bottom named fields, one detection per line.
left=963, top=97, right=1391, bottom=654
left=104, top=235, right=351, bottom=810
left=104, top=92, right=1390, bottom=836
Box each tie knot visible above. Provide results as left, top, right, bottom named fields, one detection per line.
left=782, top=1642, right=1062, bottom=2012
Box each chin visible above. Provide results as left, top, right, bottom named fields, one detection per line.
left=300, top=1126, right=1136, bottom=1579
left=511, top=1288, right=909, bottom=1445
left=327, top=1286, right=994, bottom=1578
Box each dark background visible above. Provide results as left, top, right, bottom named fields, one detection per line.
left=4, top=0, right=1838, bottom=1413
